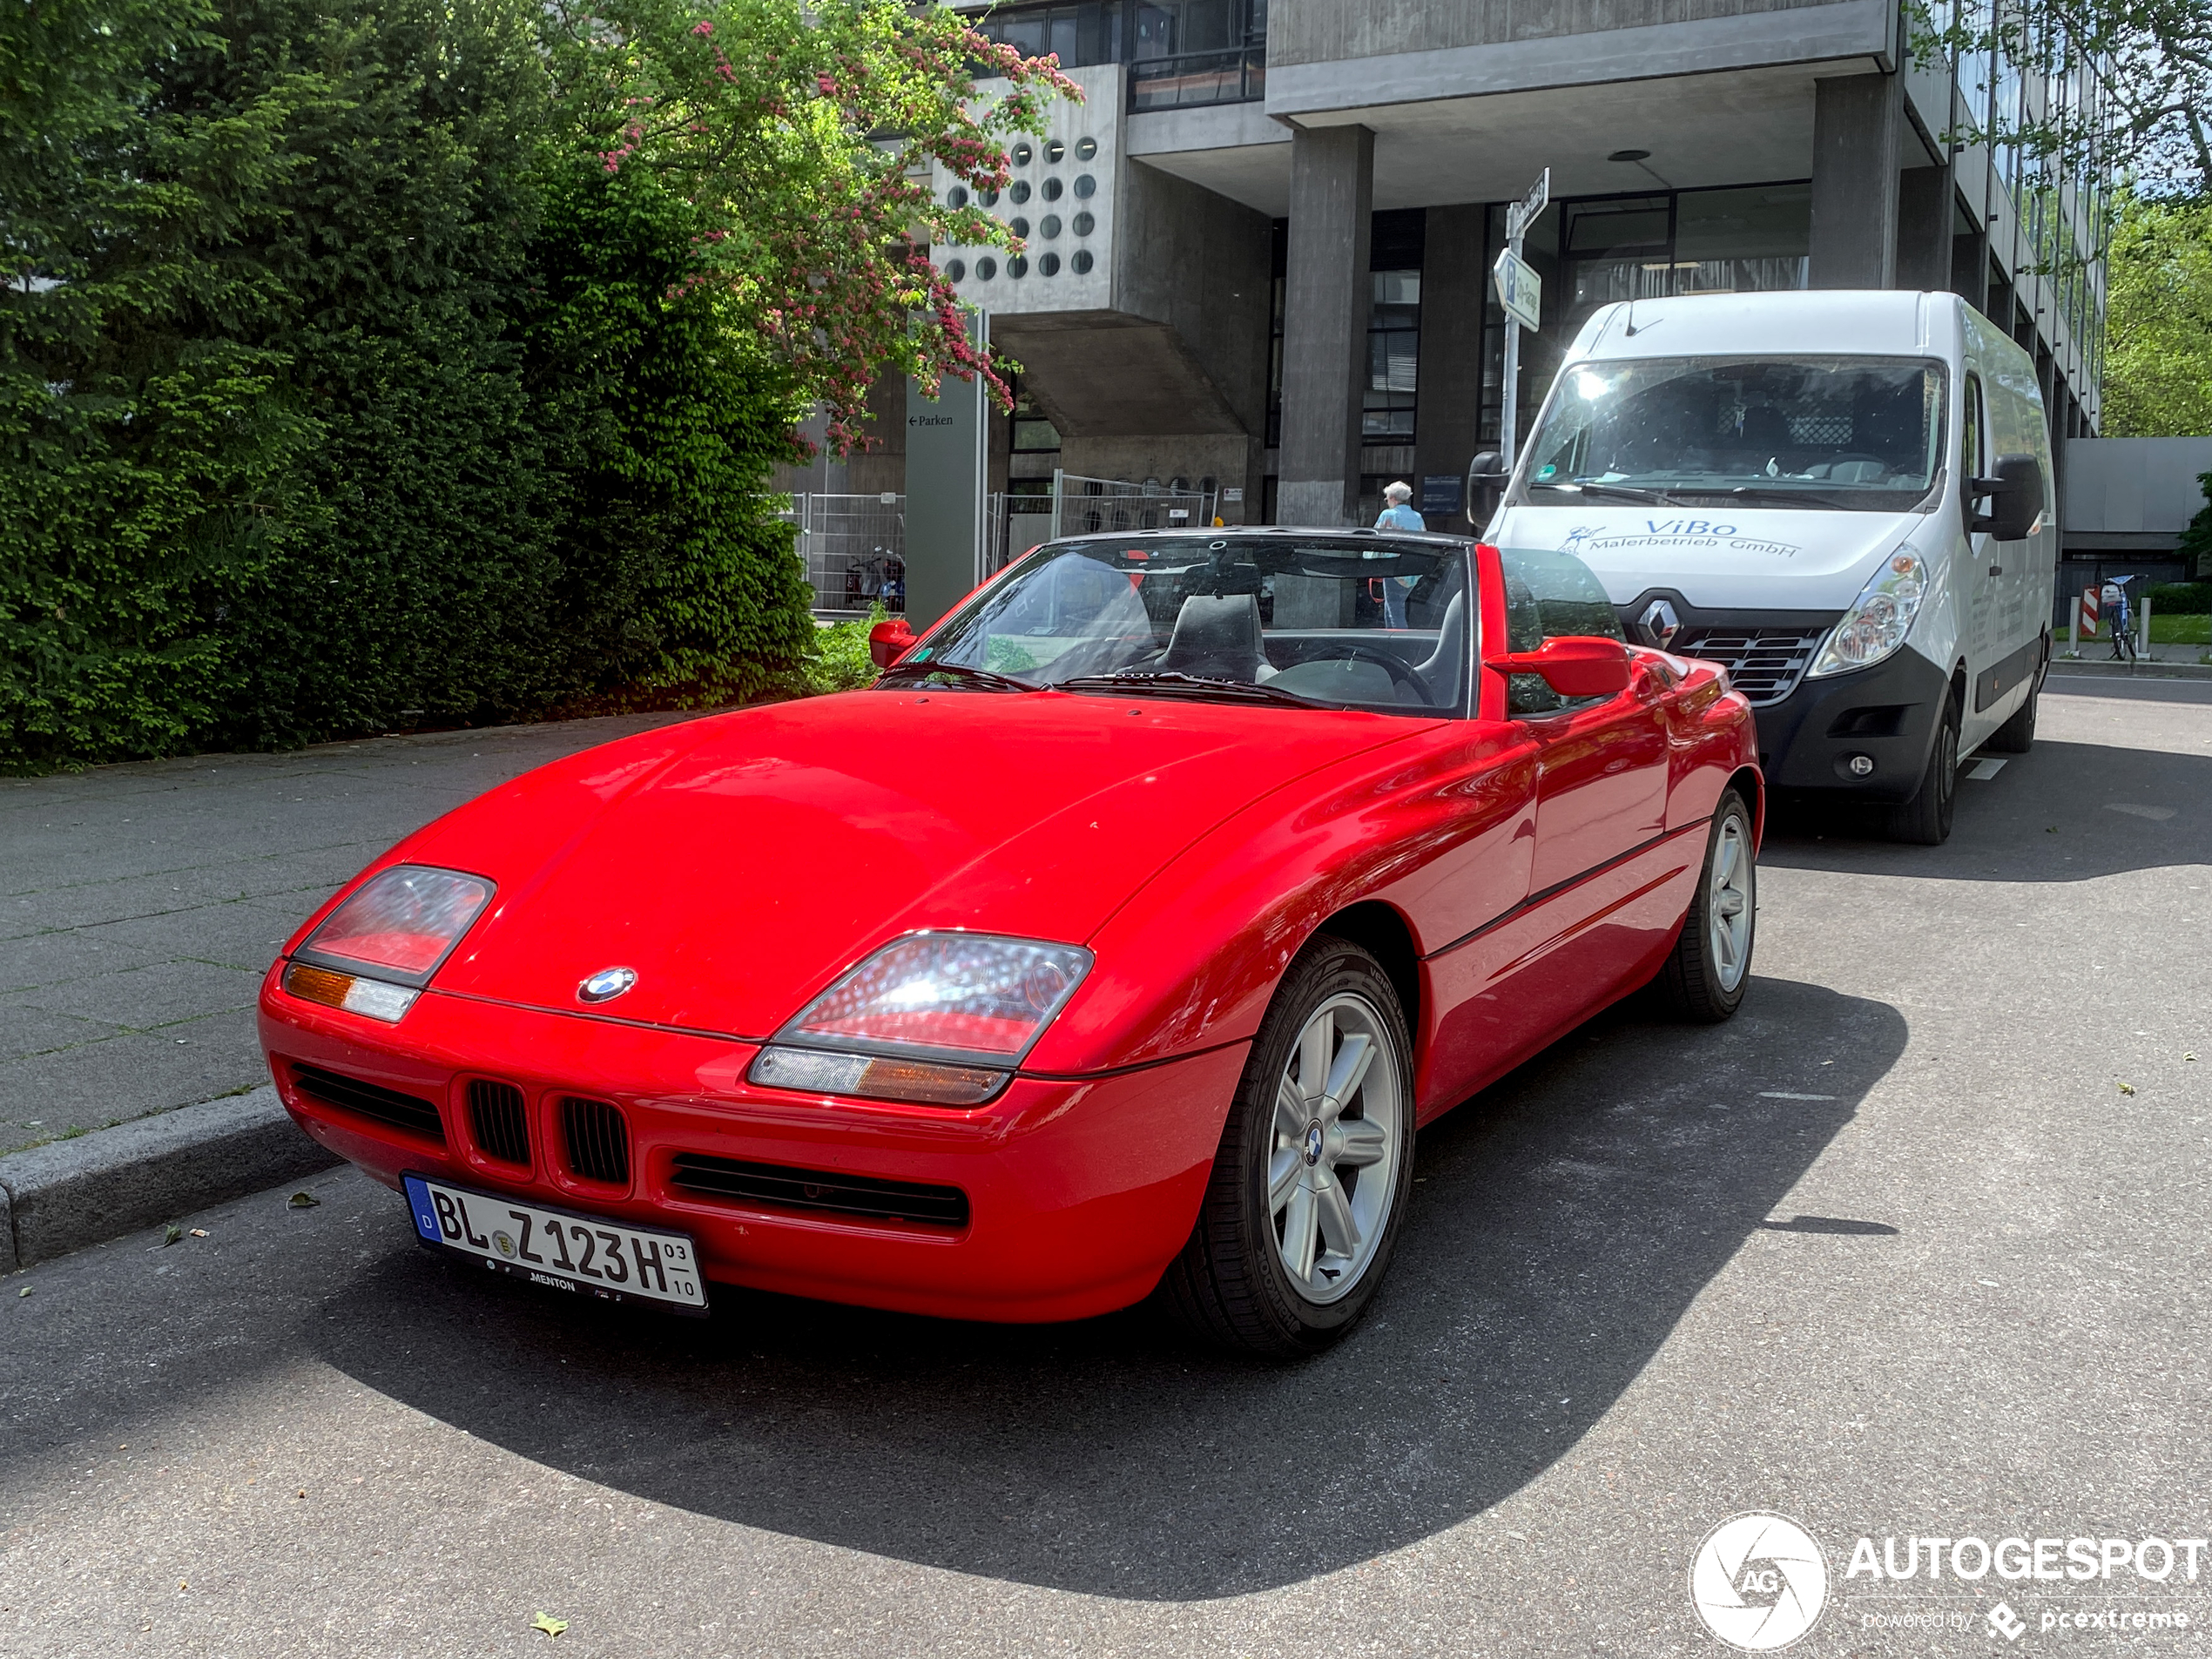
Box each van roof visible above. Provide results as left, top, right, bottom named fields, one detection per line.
left=1568, top=289, right=1964, bottom=363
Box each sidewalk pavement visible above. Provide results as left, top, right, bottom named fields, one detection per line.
left=2, top=711, right=713, bottom=1156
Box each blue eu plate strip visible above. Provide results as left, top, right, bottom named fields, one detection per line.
left=401, top=1175, right=441, bottom=1242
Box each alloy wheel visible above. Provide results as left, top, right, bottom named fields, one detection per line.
left=1268, top=992, right=1405, bottom=1305
left=1707, top=812, right=1754, bottom=993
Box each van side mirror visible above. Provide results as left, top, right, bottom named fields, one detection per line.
left=1971, top=454, right=2044, bottom=542
left=1486, top=636, right=1633, bottom=698
left=868, top=617, right=918, bottom=669
left=1466, top=450, right=1507, bottom=529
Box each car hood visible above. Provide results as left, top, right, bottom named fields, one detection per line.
left=407, top=690, right=1433, bottom=1038
left=1489, top=503, right=1929, bottom=610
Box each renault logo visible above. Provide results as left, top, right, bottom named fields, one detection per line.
left=577, top=966, right=638, bottom=1004
left=1639, top=598, right=1682, bottom=649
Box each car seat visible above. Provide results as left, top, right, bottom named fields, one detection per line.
left=1161, top=593, right=1265, bottom=681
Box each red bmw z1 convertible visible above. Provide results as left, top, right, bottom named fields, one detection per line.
left=260, top=529, right=1759, bottom=1354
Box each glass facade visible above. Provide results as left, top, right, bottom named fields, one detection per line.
left=969, top=0, right=1269, bottom=108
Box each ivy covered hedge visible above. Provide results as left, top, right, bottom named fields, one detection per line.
left=1, top=0, right=813, bottom=769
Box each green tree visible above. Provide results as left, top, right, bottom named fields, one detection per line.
left=2103, top=191, right=2212, bottom=436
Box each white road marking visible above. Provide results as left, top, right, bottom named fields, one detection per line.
left=1759, top=1091, right=1838, bottom=1101
left=2106, top=802, right=2176, bottom=820
left=1966, top=758, right=2007, bottom=779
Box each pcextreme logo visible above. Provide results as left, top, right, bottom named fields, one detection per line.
left=1689, top=1513, right=1830, bottom=1651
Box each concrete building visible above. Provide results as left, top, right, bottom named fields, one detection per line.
left=907, top=0, right=2110, bottom=532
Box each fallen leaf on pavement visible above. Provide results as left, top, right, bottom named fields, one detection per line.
left=2118, top=1082, right=2137, bottom=1096
left=287, top=1192, right=320, bottom=1209
left=532, top=1612, right=569, bottom=1637
left=159, top=1224, right=181, bottom=1247
left=17, top=1286, right=30, bottom=1298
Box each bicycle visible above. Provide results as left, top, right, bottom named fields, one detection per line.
left=2108, top=604, right=2136, bottom=662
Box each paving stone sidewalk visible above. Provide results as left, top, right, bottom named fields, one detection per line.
left=1, top=711, right=712, bottom=1153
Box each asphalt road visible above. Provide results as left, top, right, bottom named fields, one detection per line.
left=4, top=678, right=2209, bottom=1658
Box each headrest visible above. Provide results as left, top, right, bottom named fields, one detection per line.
left=1161, top=593, right=1264, bottom=682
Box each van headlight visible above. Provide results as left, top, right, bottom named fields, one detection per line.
left=1809, top=550, right=1927, bottom=678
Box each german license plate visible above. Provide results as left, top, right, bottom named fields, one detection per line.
left=401, top=1173, right=709, bottom=1314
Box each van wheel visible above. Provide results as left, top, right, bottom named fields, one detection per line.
left=1882, top=690, right=1961, bottom=845
left=1658, top=788, right=1757, bottom=1022
left=1163, top=936, right=1414, bottom=1358
left=1984, top=639, right=2046, bottom=754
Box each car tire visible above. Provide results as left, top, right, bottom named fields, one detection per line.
left=1162, top=936, right=1416, bottom=1359
left=1657, top=787, right=1757, bottom=1024
left=1983, top=639, right=2045, bottom=754
left=1880, top=688, right=1961, bottom=846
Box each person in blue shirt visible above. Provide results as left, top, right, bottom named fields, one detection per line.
left=1373, top=482, right=1426, bottom=625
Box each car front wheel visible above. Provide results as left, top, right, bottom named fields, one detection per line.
left=1657, top=787, right=1757, bottom=1022
left=1163, top=936, right=1415, bottom=1357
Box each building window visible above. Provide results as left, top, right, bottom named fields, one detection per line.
left=973, top=2, right=1123, bottom=69
left=1011, top=381, right=1061, bottom=453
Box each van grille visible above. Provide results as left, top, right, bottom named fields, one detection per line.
left=560, top=1096, right=631, bottom=1186
left=668, top=1152, right=969, bottom=1227
left=467, top=1080, right=530, bottom=1166
left=288, top=1061, right=445, bottom=1143
left=1676, top=628, right=1829, bottom=705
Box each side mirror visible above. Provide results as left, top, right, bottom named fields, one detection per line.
left=867, top=617, right=918, bottom=669
left=1486, top=635, right=1633, bottom=698
left=1466, top=450, right=1507, bottom=529
left=1971, top=453, right=2044, bottom=542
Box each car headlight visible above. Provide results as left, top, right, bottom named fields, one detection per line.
left=282, top=865, right=495, bottom=1022
left=748, top=932, right=1094, bottom=1106
left=1809, top=548, right=1928, bottom=678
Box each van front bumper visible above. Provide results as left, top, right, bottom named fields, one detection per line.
left=1754, top=648, right=1952, bottom=804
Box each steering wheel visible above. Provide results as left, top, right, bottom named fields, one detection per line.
left=1278, top=641, right=1436, bottom=705
left=1817, top=452, right=1891, bottom=477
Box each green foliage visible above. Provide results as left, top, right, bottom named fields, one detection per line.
left=804, top=604, right=887, bottom=694
left=1, top=0, right=1064, bottom=769
left=2148, top=577, right=2212, bottom=610
left=2174, top=480, right=2212, bottom=582
left=2105, top=193, right=2212, bottom=439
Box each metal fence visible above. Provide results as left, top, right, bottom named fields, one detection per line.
left=789, top=493, right=905, bottom=617
left=1046, top=470, right=1217, bottom=540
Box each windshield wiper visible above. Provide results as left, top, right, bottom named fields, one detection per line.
left=1527, top=480, right=1687, bottom=505
left=1057, top=671, right=1325, bottom=709
left=877, top=659, right=1039, bottom=692
left=1706, top=484, right=1858, bottom=508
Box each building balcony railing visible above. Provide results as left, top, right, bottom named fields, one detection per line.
left=1129, top=45, right=1265, bottom=112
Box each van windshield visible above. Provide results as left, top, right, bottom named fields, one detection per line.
left=1518, top=356, right=1946, bottom=513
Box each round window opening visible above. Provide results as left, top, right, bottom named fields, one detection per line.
left=1009, top=179, right=1033, bottom=205
left=1040, top=214, right=1062, bottom=239
left=980, top=188, right=1000, bottom=206
left=1072, top=211, right=1096, bottom=237
left=1010, top=216, right=1029, bottom=238
left=1041, top=177, right=1064, bottom=201
left=975, top=256, right=997, bottom=280
left=1040, top=252, right=1061, bottom=276
left=1069, top=249, right=1094, bottom=274
left=1075, top=136, right=1097, bottom=161
left=945, top=257, right=967, bottom=282
left=947, top=185, right=968, bottom=209
left=1044, top=138, right=1065, bottom=163
left=1008, top=254, right=1028, bottom=279
left=1011, top=141, right=1033, bottom=166
left=1072, top=174, right=1096, bottom=199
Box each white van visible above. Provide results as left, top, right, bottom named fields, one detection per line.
left=1474, top=290, right=2054, bottom=844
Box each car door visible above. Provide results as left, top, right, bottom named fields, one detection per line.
left=1420, top=545, right=1676, bottom=1096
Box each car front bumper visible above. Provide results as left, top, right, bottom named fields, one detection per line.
left=259, top=968, right=1246, bottom=1324
left=1753, top=646, right=1954, bottom=804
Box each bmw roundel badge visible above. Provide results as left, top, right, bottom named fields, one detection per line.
left=577, top=966, right=638, bottom=1004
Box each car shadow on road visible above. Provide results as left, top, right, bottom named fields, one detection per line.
left=1763, top=738, right=2212, bottom=881
left=309, top=974, right=1904, bottom=1600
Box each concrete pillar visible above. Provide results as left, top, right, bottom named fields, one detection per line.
left=1895, top=165, right=1952, bottom=293
left=1277, top=124, right=1372, bottom=527
left=1809, top=74, right=1900, bottom=289
left=1413, top=203, right=1486, bottom=529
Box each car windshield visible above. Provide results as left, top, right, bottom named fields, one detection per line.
left=898, top=534, right=1474, bottom=715
left=1519, top=356, right=1946, bottom=512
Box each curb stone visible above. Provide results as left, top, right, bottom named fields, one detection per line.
left=0, top=1087, right=339, bottom=1271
